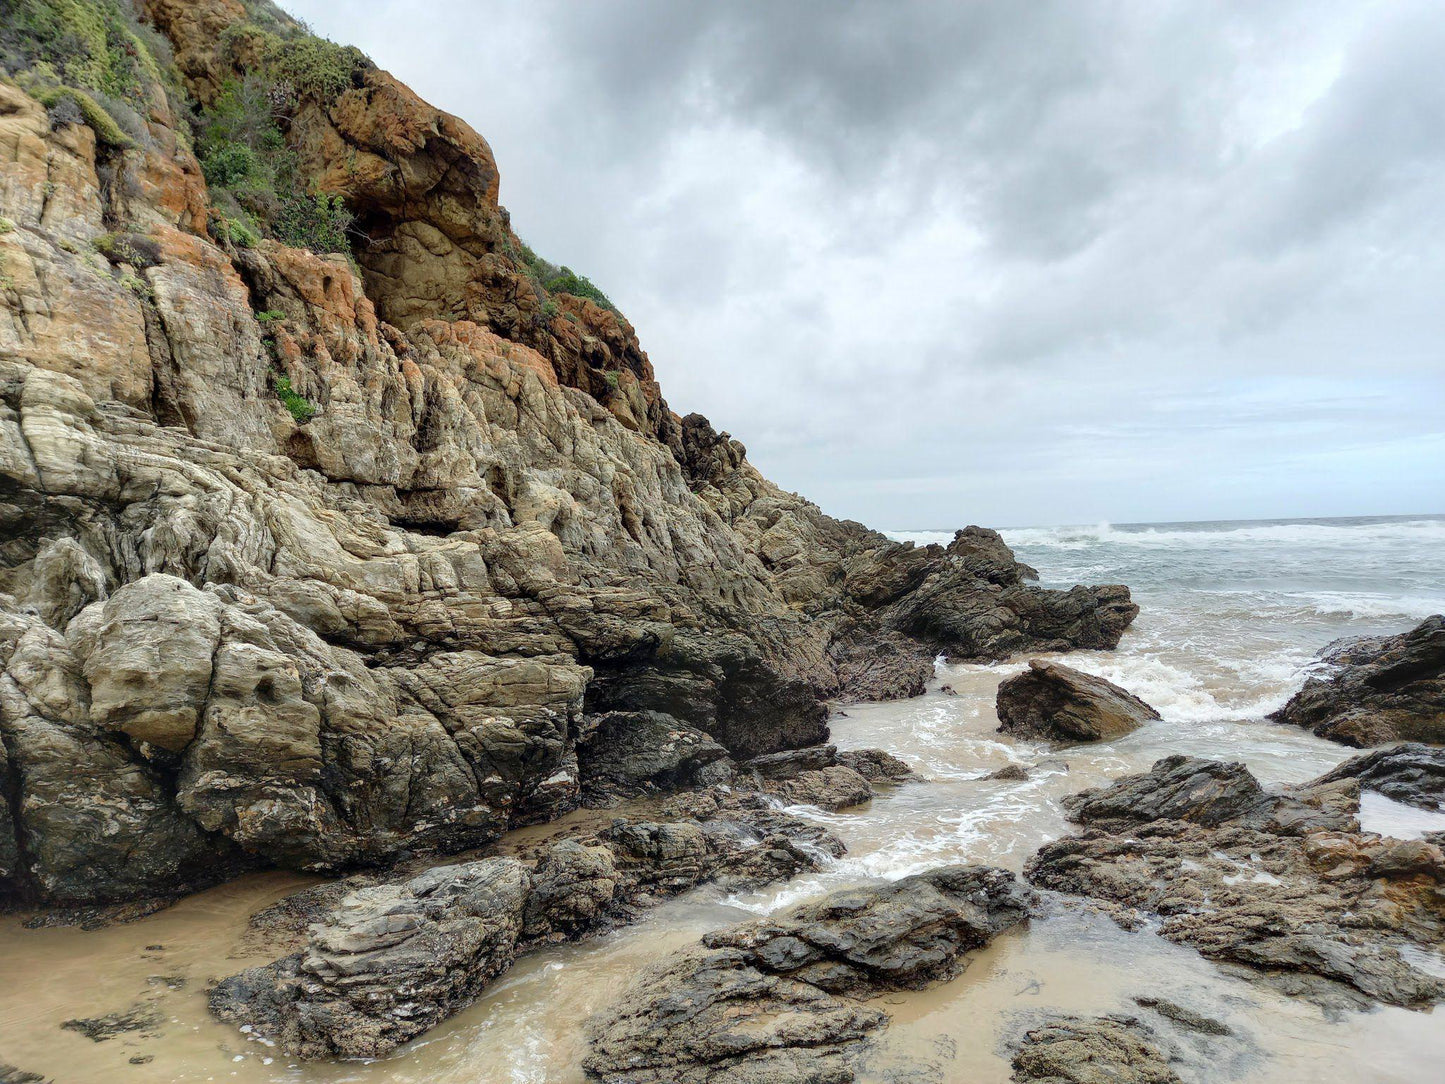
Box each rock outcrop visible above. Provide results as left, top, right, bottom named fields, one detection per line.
left=583, top=865, right=1034, bottom=1084
left=0, top=0, right=1134, bottom=906
left=1010, top=1015, right=1182, bottom=1084
left=997, top=660, right=1161, bottom=742
left=1271, top=615, right=1445, bottom=746
left=1028, top=755, right=1445, bottom=1010
left=212, top=803, right=843, bottom=1059
left=1307, top=742, right=1445, bottom=811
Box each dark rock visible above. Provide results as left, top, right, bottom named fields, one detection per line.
left=1010, top=1014, right=1182, bottom=1084
left=988, top=764, right=1031, bottom=781
left=1061, top=756, right=1273, bottom=829
left=1029, top=758, right=1445, bottom=1010
left=212, top=805, right=844, bottom=1059
left=19, top=897, right=175, bottom=930
left=60, top=1003, right=163, bottom=1041
left=1305, top=742, right=1445, bottom=811
left=998, top=661, right=1160, bottom=743
left=1270, top=615, right=1445, bottom=746
left=577, top=710, right=732, bottom=800
left=739, top=744, right=907, bottom=811
left=946, top=525, right=1039, bottom=585
left=128, top=1055, right=154, bottom=1065
left=837, top=748, right=916, bottom=782
left=584, top=865, right=1035, bottom=1083
left=831, top=628, right=937, bottom=701
left=0, top=1066, right=49, bottom=1084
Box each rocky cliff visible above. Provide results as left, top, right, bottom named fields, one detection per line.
left=0, top=0, right=1136, bottom=905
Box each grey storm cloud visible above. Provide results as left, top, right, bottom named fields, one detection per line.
left=286, top=0, right=1444, bottom=528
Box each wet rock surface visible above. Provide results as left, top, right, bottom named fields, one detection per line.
left=1010, top=1014, right=1182, bottom=1084
left=737, top=743, right=910, bottom=811
left=998, top=661, right=1161, bottom=743
left=1270, top=615, right=1444, bottom=746
left=583, top=865, right=1035, bottom=1084
left=1028, top=756, right=1445, bottom=1010
left=1307, top=742, right=1445, bottom=811
left=211, top=804, right=843, bottom=1059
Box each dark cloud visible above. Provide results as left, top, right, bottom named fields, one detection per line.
left=287, top=0, right=1445, bottom=526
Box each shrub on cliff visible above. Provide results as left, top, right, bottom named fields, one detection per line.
left=511, top=239, right=619, bottom=313
left=196, top=75, right=353, bottom=256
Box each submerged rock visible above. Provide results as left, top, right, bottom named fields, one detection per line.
left=584, top=865, right=1035, bottom=1084
left=1270, top=615, right=1445, bottom=746
left=997, top=661, right=1161, bottom=743
left=212, top=805, right=842, bottom=1059
left=1028, top=756, right=1445, bottom=1010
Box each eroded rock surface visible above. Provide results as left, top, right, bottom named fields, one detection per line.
left=1028, top=756, right=1445, bottom=1010
left=212, top=803, right=842, bottom=1059
left=584, top=865, right=1034, bottom=1083
left=1010, top=1014, right=1182, bottom=1084
left=1308, top=743, right=1445, bottom=811
left=998, top=661, right=1160, bottom=743
left=0, top=0, right=1134, bottom=907
left=1271, top=616, right=1445, bottom=746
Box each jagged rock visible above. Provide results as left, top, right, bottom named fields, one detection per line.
left=1307, top=743, right=1445, bottom=811
left=947, top=525, right=1040, bottom=584
left=1061, top=756, right=1274, bottom=828
left=0, top=0, right=1135, bottom=906
left=998, top=661, right=1160, bottom=743
left=1131, top=996, right=1231, bottom=1036
left=0, top=1065, right=48, bottom=1084
left=1271, top=616, right=1445, bottom=746
left=577, top=710, right=732, bottom=800
left=212, top=806, right=842, bottom=1059
left=584, top=865, right=1035, bottom=1083
left=1010, top=1014, right=1181, bottom=1084
left=1028, top=757, right=1445, bottom=1010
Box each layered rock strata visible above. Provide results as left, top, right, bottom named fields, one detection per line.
left=211, top=802, right=843, bottom=1059
left=1270, top=615, right=1444, bottom=746
left=0, top=0, right=1135, bottom=906
left=1028, top=755, right=1445, bottom=1010
left=583, top=865, right=1034, bottom=1084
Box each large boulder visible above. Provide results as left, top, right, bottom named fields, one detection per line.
left=1270, top=616, right=1445, bottom=746
left=584, top=865, right=1035, bottom=1084
left=997, top=661, right=1160, bottom=742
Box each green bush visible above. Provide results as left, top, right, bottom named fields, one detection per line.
left=208, top=213, right=260, bottom=249
left=262, top=35, right=371, bottom=99
left=93, top=231, right=162, bottom=268
left=201, top=142, right=263, bottom=188
left=272, top=193, right=352, bottom=254
left=33, top=85, right=133, bottom=148
left=509, top=238, right=619, bottom=313
left=255, top=309, right=286, bottom=324
left=272, top=374, right=316, bottom=422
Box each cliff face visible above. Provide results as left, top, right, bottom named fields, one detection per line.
left=0, top=0, right=1136, bottom=904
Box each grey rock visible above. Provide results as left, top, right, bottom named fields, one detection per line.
left=1305, top=742, right=1445, bottom=811
left=837, top=748, right=916, bottom=782
left=1010, top=1014, right=1181, bottom=1084
left=584, top=865, right=1035, bottom=1084
left=212, top=805, right=844, bottom=1059
left=1029, top=758, right=1445, bottom=1010
left=60, top=1003, right=163, bottom=1042
left=998, top=661, right=1160, bottom=743
left=1270, top=615, right=1444, bottom=746
left=577, top=710, right=731, bottom=800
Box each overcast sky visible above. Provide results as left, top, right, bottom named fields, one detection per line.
left=286, top=0, right=1444, bottom=529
